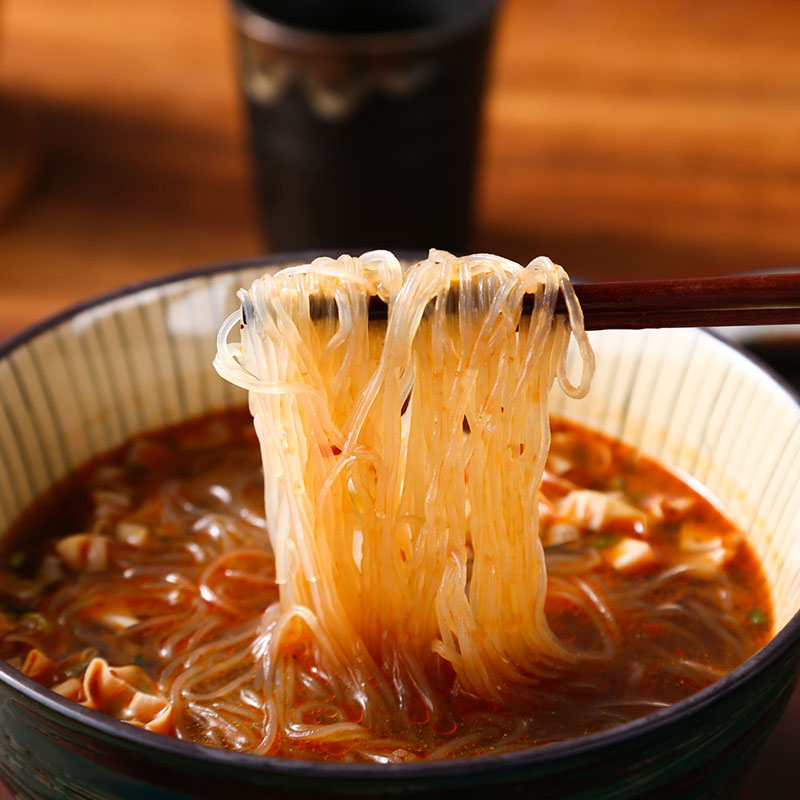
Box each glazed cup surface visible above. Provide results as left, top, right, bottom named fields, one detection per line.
left=231, top=1, right=499, bottom=253
left=0, top=256, right=798, bottom=799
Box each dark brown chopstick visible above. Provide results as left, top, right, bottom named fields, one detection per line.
left=576, top=306, right=800, bottom=331
left=562, top=273, right=800, bottom=331
left=359, top=272, right=800, bottom=330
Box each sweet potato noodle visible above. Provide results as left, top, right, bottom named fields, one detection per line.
left=0, top=250, right=771, bottom=762
left=214, top=250, right=597, bottom=748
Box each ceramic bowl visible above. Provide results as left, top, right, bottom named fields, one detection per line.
left=0, top=255, right=799, bottom=799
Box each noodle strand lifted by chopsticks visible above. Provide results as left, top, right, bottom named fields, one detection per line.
left=214, top=249, right=594, bottom=750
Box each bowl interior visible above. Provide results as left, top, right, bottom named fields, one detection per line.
left=553, top=328, right=800, bottom=630
left=1, top=263, right=799, bottom=638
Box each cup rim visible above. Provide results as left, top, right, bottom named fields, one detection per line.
left=230, top=0, right=501, bottom=55
left=1, top=253, right=800, bottom=782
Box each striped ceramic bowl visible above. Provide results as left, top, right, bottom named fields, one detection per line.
left=0, top=256, right=799, bottom=799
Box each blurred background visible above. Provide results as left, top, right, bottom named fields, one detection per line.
left=2, top=0, right=800, bottom=341
left=0, top=0, right=799, bottom=793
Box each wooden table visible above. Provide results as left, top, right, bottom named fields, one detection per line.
left=1, top=0, right=799, bottom=796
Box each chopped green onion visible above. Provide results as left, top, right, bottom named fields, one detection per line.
left=589, top=534, right=621, bottom=549
left=20, top=612, right=51, bottom=634
left=748, top=608, right=766, bottom=626
left=64, top=658, right=93, bottom=678
left=609, top=476, right=627, bottom=490
left=133, top=654, right=149, bottom=669
left=7, top=552, right=25, bottom=569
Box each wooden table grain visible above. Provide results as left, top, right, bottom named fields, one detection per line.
left=0, top=0, right=799, bottom=797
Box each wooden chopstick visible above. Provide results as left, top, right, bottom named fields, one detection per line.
left=356, top=272, right=800, bottom=330
left=575, top=306, right=800, bottom=331
left=562, top=273, right=800, bottom=331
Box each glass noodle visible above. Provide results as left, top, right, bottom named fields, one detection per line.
left=213, top=250, right=594, bottom=751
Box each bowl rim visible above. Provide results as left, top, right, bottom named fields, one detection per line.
left=1, top=253, right=800, bottom=781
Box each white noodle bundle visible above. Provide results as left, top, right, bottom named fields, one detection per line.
left=214, top=249, right=594, bottom=751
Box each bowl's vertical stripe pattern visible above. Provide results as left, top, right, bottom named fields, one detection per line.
left=0, top=269, right=259, bottom=535
left=553, top=328, right=800, bottom=629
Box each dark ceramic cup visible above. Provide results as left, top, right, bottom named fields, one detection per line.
left=1, top=257, right=800, bottom=798
left=230, top=1, right=500, bottom=254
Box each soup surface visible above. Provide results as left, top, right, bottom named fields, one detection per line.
left=0, top=408, right=771, bottom=760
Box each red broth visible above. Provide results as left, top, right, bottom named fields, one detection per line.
left=0, top=408, right=772, bottom=760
